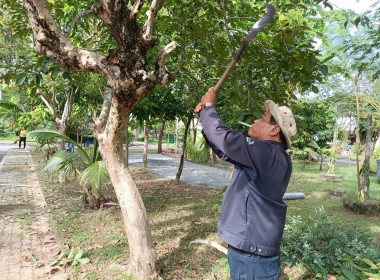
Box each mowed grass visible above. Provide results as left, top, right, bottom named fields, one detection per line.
left=287, top=161, right=380, bottom=248
left=32, top=150, right=380, bottom=279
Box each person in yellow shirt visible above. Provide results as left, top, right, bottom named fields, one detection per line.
left=19, top=127, right=27, bottom=148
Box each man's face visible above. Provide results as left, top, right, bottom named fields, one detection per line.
left=248, top=111, right=275, bottom=139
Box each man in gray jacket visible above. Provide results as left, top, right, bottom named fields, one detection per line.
left=195, top=88, right=297, bottom=280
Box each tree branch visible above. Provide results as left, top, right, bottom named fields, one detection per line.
left=93, top=87, right=113, bottom=136
left=216, top=0, right=236, bottom=52
left=24, top=0, right=118, bottom=80
left=156, top=41, right=176, bottom=70
left=64, top=10, right=92, bottom=37
left=61, top=84, right=78, bottom=121
left=143, top=0, right=164, bottom=42
left=130, top=0, right=145, bottom=20
left=154, top=41, right=176, bottom=88
left=37, top=90, right=56, bottom=117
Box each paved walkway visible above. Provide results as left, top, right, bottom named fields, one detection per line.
left=128, top=153, right=232, bottom=189
left=0, top=147, right=66, bottom=280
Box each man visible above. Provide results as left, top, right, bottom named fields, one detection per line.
left=194, top=88, right=296, bottom=280
left=19, top=127, right=27, bottom=149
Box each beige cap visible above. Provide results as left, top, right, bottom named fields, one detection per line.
left=265, top=100, right=297, bottom=149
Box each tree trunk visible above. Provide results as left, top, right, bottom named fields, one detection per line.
left=175, top=116, right=192, bottom=183
left=135, top=121, right=140, bottom=141
left=175, top=118, right=179, bottom=149
left=143, top=125, right=150, bottom=169
left=157, top=121, right=165, bottom=154
left=192, top=118, right=197, bottom=145
left=360, top=114, right=372, bottom=199
left=327, top=128, right=338, bottom=174
left=100, top=140, right=156, bottom=278
left=319, top=152, right=323, bottom=171
left=212, top=152, right=217, bottom=165
left=23, top=0, right=176, bottom=277
left=353, top=76, right=363, bottom=201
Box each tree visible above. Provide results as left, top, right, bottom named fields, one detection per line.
left=318, top=5, right=380, bottom=201
left=22, top=1, right=176, bottom=278
left=290, top=98, right=336, bottom=170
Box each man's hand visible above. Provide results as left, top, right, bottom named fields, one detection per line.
left=202, top=88, right=216, bottom=104
left=194, top=88, right=217, bottom=113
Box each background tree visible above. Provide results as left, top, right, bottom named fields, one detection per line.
left=290, top=98, right=337, bottom=170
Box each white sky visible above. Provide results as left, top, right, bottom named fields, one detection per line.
left=328, top=0, right=377, bottom=13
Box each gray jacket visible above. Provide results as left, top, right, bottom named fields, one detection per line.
left=199, top=106, right=292, bottom=256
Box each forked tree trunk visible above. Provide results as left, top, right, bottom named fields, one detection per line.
left=157, top=121, right=165, bottom=154
left=24, top=0, right=176, bottom=278
left=175, top=116, right=192, bottom=182
left=39, top=84, right=77, bottom=151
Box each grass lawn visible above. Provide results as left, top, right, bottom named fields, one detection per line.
left=287, top=161, right=380, bottom=248
left=31, top=150, right=380, bottom=280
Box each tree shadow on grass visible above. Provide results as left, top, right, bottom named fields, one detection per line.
left=137, top=178, right=228, bottom=279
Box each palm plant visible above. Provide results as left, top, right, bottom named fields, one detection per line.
left=29, top=129, right=109, bottom=209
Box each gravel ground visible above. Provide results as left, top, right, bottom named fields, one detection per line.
left=128, top=152, right=232, bottom=189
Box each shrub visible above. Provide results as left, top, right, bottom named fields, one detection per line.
left=186, top=137, right=210, bottom=164
left=281, top=207, right=380, bottom=278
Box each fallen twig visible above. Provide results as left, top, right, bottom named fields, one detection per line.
left=190, top=239, right=227, bottom=255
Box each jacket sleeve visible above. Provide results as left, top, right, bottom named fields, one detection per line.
left=199, top=106, right=253, bottom=167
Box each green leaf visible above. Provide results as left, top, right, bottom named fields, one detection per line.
left=18, top=75, right=27, bottom=86
left=67, top=248, right=75, bottom=260
left=62, top=72, right=72, bottom=81
left=35, top=73, right=42, bottom=86
left=75, top=249, right=84, bottom=260
left=321, top=65, right=328, bottom=76
left=77, top=258, right=90, bottom=264
left=354, top=17, right=361, bottom=27
left=51, top=69, right=61, bottom=79
left=312, top=85, right=319, bottom=93
left=341, top=269, right=357, bottom=280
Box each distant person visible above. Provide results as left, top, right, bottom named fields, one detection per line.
left=18, top=127, right=27, bottom=149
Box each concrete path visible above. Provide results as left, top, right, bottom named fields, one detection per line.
left=128, top=153, right=233, bottom=189
left=0, top=146, right=66, bottom=280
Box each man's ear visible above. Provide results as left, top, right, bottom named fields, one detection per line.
left=269, top=125, right=281, bottom=136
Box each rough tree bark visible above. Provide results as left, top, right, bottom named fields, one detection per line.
left=23, top=1, right=176, bottom=278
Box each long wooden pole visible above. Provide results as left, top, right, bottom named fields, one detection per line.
left=213, top=4, right=276, bottom=93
